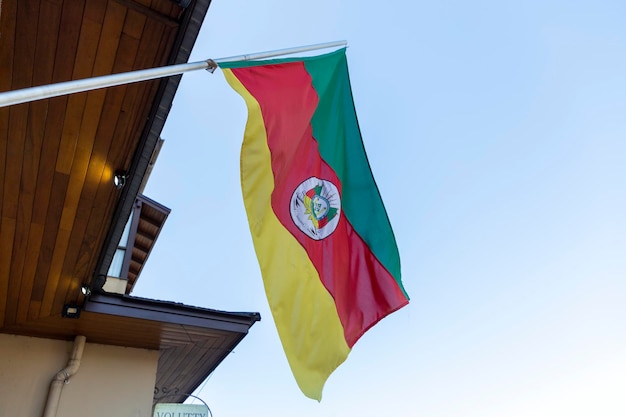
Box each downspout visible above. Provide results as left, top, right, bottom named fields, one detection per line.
left=42, top=335, right=87, bottom=417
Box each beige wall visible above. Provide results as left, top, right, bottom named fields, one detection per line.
left=0, top=334, right=159, bottom=417
left=103, top=276, right=128, bottom=294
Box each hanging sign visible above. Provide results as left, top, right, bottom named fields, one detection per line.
left=153, top=403, right=209, bottom=417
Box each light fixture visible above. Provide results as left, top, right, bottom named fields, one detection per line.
left=62, top=304, right=81, bottom=319
left=113, top=171, right=127, bottom=189
left=80, top=285, right=91, bottom=296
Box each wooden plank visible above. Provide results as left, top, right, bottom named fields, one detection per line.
left=3, top=102, right=29, bottom=327
left=53, top=88, right=112, bottom=309
left=40, top=0, right=109, bottom=317
left=115, top=0, right=177, bottom=29
left=101, top=31, right=143, bottom=175
left=31, top=98, right=67, bottom=228
left=0, top=105, right=8, bottom=220
left=122, top=7, right=147, bottom=40
left=16, top=224, right=44, bottom=322
left=158, top=341, right=196, bottom=383
left=61, top=3, right=126, bottom=224
left=38, top=225, right=71, bottom=318
left=25, top=100, right=67, bottom=324
left=57, top=97, right=107, bottom=238
left=28, top=300, right=42, bottom=322
left=31, top=0, right=85, bottom=225
left=110, top=32, right=151, bottom=163
left=92, top=0, right=127, bottom=76
left=32, top=0, right=63, bottom=86
left=55, top=85, right=128, bottom=313
left=0, top=0, right=17, bottom=326
left=119, top=21, right=177, bottom=167
left=0, top=218, right=16, bottom=326
left=51, top=0, right=85, bottom=83
left=55, top=92, right=88, bottom=176
left=30, top=104, right=66, bottom=226
left=155, top=16, right=177, bottom=67
left=30, top=0, right=86, bottom=227
left=47, top=0, right=129, bottom=317
left=3, top=0, right=40, bottom=325
left=30, top=171, right=68, bottom=310
left=11, top=1, right=38, bottom=89
left=133, top=16, right=167, bottom=73
left=150, top=0, right=177, bottom=20
left=58, top=89, right=107, bottom=233
left=0, top=0, right=16, bottom=92
left=116, top=18, right=170, bottom=165
left=14, top=0, right=64, bottom=324
left=55, top=0, right=106, bottom=175
left=175, top=338, right=223, bottom=384
left=2, top=1, right=37, bottom=223
left=84, top=0, right=107, bottom=25
left=27, top=1, right=86, bottom=316
left=11, top=101, right=44, bottom=325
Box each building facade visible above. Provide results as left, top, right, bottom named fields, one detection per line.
left=0, top=1, right=259, bottom=415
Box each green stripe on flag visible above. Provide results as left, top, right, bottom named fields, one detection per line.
left=304, top=50, right=404, bottom=293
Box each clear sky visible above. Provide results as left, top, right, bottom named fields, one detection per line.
left=134, top=1, right=626, bottom=416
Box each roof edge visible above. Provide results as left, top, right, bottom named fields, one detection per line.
left=85, top=292, right=261, bottom=333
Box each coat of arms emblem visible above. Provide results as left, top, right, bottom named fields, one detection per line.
left=290, top=177, right=341, bottom=240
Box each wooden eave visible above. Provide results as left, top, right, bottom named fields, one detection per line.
left=85, top=293, right=261, bottom=404
left=0, top=0, right=197, bottom=332
left=0, top=0, right=207, bottom=329
left=0, top=0, right=261, bottom=402
left=119, top=193, right=171, bottom=294
left=4, top=291, right=260, bottom=404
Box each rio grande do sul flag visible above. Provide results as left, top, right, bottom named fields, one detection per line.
left=220, top=48, right=409, bottom=400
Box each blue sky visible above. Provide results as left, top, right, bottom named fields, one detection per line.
left=135, top=1, right=626, bottom=416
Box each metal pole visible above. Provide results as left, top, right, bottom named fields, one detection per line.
left=214, top=40, right=347, bottom=63
left=0, top=40, right=347, bottom=108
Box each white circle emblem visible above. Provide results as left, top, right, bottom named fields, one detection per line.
left=290, top=177, right=341, bottom=240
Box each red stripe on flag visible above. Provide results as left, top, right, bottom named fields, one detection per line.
left=231, top=63, right=407, bottom=347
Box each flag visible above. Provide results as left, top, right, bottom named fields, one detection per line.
left=220, top=48, right=409, bottom=400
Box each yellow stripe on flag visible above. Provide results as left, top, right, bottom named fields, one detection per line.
left=222, top=69, right=351, bottom=400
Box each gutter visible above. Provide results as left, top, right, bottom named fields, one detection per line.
left=42, top=336, right=87, bottom=417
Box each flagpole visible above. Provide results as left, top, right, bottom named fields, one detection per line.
left=214, top=40, right=347, bottom=63
left=0, top=40, right=347, bottom=108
